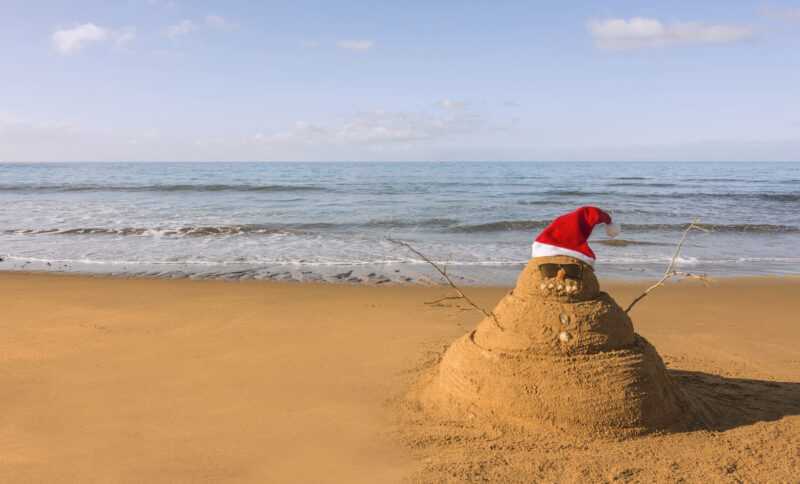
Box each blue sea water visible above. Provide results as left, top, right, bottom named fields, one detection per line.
left=0, top=162, right=798, bottom=284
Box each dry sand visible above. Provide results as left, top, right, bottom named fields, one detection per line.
left=0, top=272, right=798, bottom=482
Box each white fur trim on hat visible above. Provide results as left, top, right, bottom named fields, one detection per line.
left=531, top=242, right=595, bottom=266
left=605, top=222, right=621, bottom=238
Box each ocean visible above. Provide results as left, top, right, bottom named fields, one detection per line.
left=0, top=161, right=798, bottom=285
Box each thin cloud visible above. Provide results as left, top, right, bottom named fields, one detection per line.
left=166, top=15, right=236, bottom=38
left=336, top=40, right=374, bottom=51
left=52, top=23, right=109, bottom=54
left=252, top=107, right=483, bottom=146
left=114, top=27, right=137, bottom=47
left=165, top=19, right=197, bottom=38
left=588, top=17, right=753, bottom=50
left=205, top=15, right=237, bottom=30
left=52, top=23, right=136, bottom=54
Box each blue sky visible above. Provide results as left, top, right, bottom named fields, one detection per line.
left=1, top=0, right=799, bottom=161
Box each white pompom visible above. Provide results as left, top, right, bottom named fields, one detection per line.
left=605, top=222, right=621, bottom=238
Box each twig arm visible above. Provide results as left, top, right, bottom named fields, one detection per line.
left=624, top=219, right=710, bottom=314
left=388, top=238, right=504, bottom=330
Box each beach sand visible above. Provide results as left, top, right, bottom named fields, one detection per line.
left=0, top=273, right=798, bottom=482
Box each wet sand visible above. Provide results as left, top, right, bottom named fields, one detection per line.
left=0, top=272, right=798, bottom=482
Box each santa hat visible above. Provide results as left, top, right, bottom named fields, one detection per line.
left=531, top=206, right=620, bottom=266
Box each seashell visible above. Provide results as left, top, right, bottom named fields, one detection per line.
left=559, top=313, right=570, bottom=325
left=558, top=331, right=571, bottom=342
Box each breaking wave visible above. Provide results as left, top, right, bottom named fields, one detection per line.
left=593, top=239, right=670, bottom=247
left=0, top=184, right=328, bottom=193
left=621, top=192, right=800, bottom=202
left=606, top=182, right=677, bottom=188
left=621, top=223, right=799, bottom=233
left=450, top=220, right=551, bottom=233
left=7, top=220, right=798, bottom=237
left=4, top=218, right=464, bottom=237
left=447, top=221, right=798, bottom=234
left=362, top=218, right=459, bottom=229
left=5, top=225, right=312, bottom=237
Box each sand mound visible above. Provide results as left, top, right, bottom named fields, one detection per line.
left=415, top=256, right=706, bottom=438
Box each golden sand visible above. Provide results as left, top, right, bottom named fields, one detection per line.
left=0, top=272, right=798, bottom=482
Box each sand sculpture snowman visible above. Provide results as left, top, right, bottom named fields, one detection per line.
left=419, top=207, right=700, bottom=438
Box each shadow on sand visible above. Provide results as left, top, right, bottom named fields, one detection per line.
left=670, top=370, right=800, bottom=431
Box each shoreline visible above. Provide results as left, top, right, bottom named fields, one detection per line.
left=2, top=267, right=799, bottom=287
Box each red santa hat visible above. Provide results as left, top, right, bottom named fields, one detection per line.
left=531, top=206, right=620, bottom=266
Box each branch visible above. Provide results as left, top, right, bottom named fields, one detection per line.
left=425, top=295, right=464, bottom=306
left=387, top=238, right=504, bottom=331
left=625, top=219, right=711, bottom=314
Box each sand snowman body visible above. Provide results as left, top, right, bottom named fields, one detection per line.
left=420, top=256, right=698, bottom=437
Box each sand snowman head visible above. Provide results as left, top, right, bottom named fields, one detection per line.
left=515, top=255, right=600, bottom=302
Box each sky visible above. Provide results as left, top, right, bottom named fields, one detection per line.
left=1, top=0, right=799, bottom=162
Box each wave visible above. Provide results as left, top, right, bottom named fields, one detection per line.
left=507, top=190, right=614, bottom=197
left=593, top=239, right=670, bottom=247
left=622, top=223, right=799, bottom=233
left=512, top=190, right=799, bottom=202
left=758, top=193, right=800, bottom=202
left=682, top=178, right=749, bottom=183
left=450, top=220, right=551, bottom=233
left=540, top=190, right=612, bottom=196
left=606, top=182, right=677, bottom=188
left=0, top=184, right=328, bottom=193
left=681, top=178, right=797, bottom=184
left=445, top=221, right=799, bottom=234
left=4, top=218, right=463, bottom=237
left=684, top=192, right=797, bottom=202
left=6, top=225, right=311, bottom=237
left=363, top=218, right=459, bottom=228
left=6, top=220, right=798, bottom=238
left=598, top=191, right=800, bottom=202
left=510, top=189, right=799, bottom=202
left=516, top=200, right=564, bottom=206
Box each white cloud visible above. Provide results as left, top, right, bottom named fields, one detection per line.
left=336, top=40, right=374, bottom=51
left=166, top=19, right=197, bottom=38
left=51, top=23, right=135, bottom=54
left=588, top=17, right=753, bottom=50
left=52, top=23, right=109, bottom=54
left=166, top=15, right=236, bottom=38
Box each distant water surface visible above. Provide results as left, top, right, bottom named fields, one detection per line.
left=0, top=162, right=798, bottom=284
